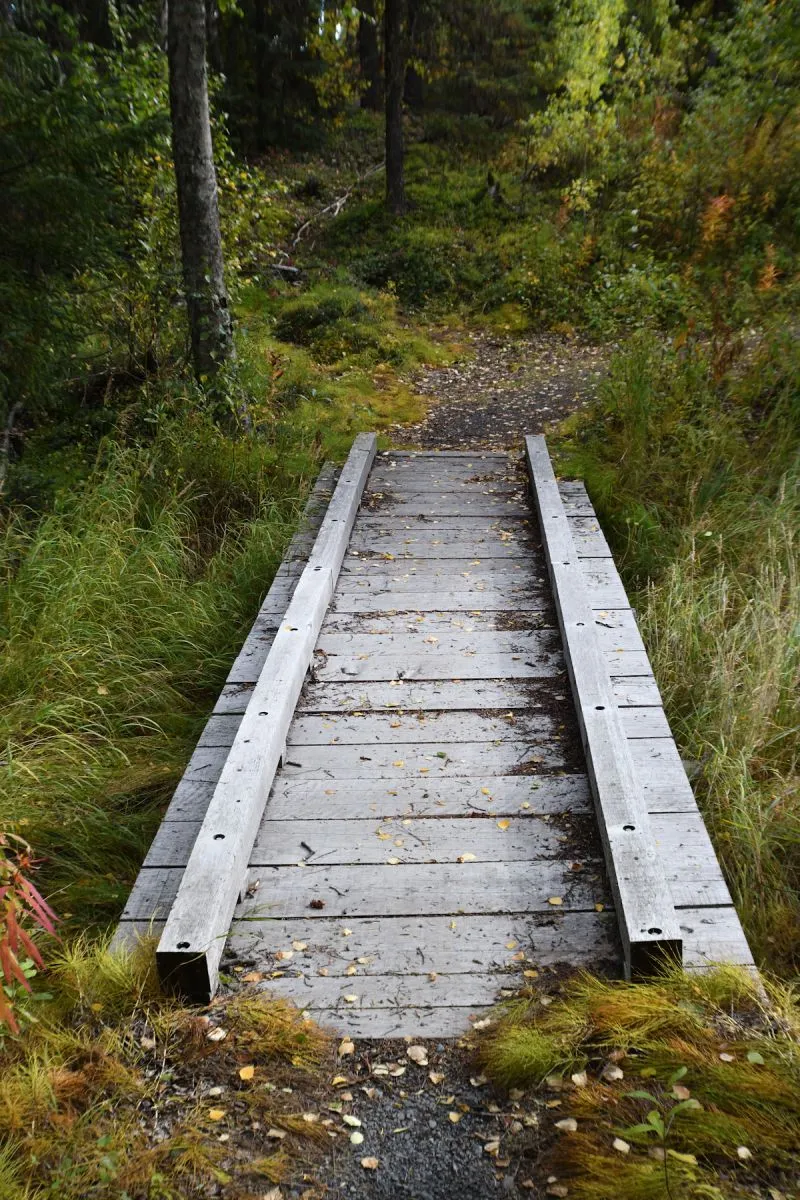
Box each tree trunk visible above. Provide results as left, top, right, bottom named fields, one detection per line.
left=384, top=0, right=406, bottom=214
left=167, top=0, right=233, bottom=379
left=403, top=0, right=423, bottom=108
left=358, top=0, right=381, bottom=111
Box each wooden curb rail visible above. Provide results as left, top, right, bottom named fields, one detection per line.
left=525, top=435, right=682, bottom=978
left=156, top=433, right=377, bottom=999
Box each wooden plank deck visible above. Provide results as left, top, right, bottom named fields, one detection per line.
left=115, top=441, right=753, bottom=1033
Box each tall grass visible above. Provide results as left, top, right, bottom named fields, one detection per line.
left=561, top=329, right=800, bottom=975
left=0, top=414, right=310, bottom=927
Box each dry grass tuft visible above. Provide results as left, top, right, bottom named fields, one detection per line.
left=0, top=937, right=334, bottom=1199
left=479, top=967, right=800, bottom=1199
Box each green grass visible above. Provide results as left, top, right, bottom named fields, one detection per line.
left=0, top=938, right=331, bottom=1199
left=558, top=328, right=800, bottom=975
left=478, top=966, right=800, bottom=1200
left=0, top=414, right=316, bottom=928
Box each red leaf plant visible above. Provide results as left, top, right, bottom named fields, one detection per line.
left=0, top=833, right=59, bottom=1033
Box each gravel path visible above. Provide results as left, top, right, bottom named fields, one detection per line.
left=317, top=1037, right=559, bottom=1200
left=395, top=330, right=610, bottom=449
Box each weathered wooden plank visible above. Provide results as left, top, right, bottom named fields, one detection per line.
left=298, top=1007, right=494, bottom=1038
left=342, top=556, right=535, bottom=576
left=254, top=972, right=533, bottom=1011
left=331, top=590, right=552, bottom=614
left=279, top=740, right=575, bottom=777
left=608, top=674, right=662, bottom=707
left=292, top=679, right=663, bottom=719
left=317, top=626, right=558, bottom=656
left=143, top=821, right=201, bottom=867
left=122, top=868, right=182, bottom=922
left=320, top=610, right=554, bottom=635
left=569, top=516, right=612, bottom=558
left=263, top=774, right=593, bottom=819
left=334, top=570, right=545, bottom=594
left=678, top=907, right=754, bottom=968
left=369, top=461, right=521, bottom=484
left=236, top=860, right=608, bottom=919
left=367, top=497, right=531, bottom=518
left=251, top=815, right=586, bottom=865
left=580, top=561, right=630, bottom=609
left=347, top=536, right=537, bottom=559
left=628, top=739, right=700, bottom=813
left=287, top=710, right=562, bottom=746
left=156, top=434, right=377, bottom=1001
left=317, top=620, right=643, bottom=656
left=309, top=648, right=652, bottom=684
left=526, top=435, right=682, bottom=978
left=228, top=911, right=620, bottom=975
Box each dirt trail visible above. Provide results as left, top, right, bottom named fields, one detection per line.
left=395, top=330, right=610, bottom=449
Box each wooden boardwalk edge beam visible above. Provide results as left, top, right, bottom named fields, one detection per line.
left=525, top=435, right=682, bottom=978
left=155, top=433, right=377, bottom=1000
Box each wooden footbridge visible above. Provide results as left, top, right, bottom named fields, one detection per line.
left=115, top=435, right=753, bottom=1036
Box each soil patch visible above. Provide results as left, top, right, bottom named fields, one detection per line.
left=395, top=330, right=610, bottom=450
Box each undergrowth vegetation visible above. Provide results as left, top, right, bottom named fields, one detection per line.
left=479, top=966, right=799, bottom=1200
left=2, top=0, right=800, bottom=1191
left=0, top=938, right=332, bottom=1199
left=558, top=328, right=800, bottom=974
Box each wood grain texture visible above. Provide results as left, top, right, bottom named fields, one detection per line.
left=527, top=435, right=682, bottom=977
left=156, top=435, right=376, bottom=999
left=262, top=774, right=593, bottom=820
left=236, top=859, right=609, bottom=919
left=228, top=911, right=619, bottom=975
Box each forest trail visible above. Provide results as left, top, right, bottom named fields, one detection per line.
left=399, top=331, right=610, bottom=448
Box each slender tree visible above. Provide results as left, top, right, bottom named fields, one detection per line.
left=384, top=0, right=406, bottom=213
left=167, top=0, right=233, bottom=378
left=358, top=0, right=382, bottom=111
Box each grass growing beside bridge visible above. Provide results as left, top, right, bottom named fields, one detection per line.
left=0, top=938, right=332, bottom=1199
left=559, top=327, right=800, bottom=976
left=478, top=965, right=800, bottom=1200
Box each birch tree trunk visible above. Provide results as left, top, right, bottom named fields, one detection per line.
left=384, top=0, right=407, bottom=214
left=167, top=0, right=233, bottom=378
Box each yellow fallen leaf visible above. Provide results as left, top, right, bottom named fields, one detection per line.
left=241, top=971, right=263, bottom=983
left=497, top=819, right=510, bottom=831
left=505, top=941, right=517, bottom=950
left=524, top=969, right=539, bottom=979
left=548, top=897, right=563, bottom=906
left=208, top=1108, right=226, bottom=1121
left=393, top=760, right=405, bottom=768
left=448, top=1111, right=462, bottom=1123
left=238, top=1065, right=255, bottom=1081
left=481, top=788, right=491, bottom=796
left=457, top=852, right=476, bottom=863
